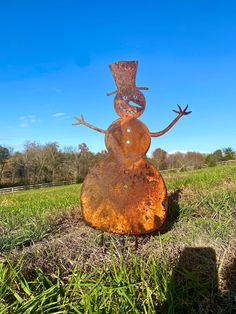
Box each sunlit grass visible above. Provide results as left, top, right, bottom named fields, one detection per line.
left=0, top=164, right=235, bottom=312
left=0, top=250, right=176, bottom=313
left=0, top=245, right=219, bottom=313
left=0, top=185, right=81, bottom=251
left=164, top=164, right=236, bottom=190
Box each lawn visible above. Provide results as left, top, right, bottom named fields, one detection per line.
left=0, top=164, right=235, bottom=313
left=0, top=184, right=81, bottom=252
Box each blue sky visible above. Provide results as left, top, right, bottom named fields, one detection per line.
left=0, top=0, right=235, bottom=154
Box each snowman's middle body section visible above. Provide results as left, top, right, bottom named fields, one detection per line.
left=105, top=118, right=151, bottom=166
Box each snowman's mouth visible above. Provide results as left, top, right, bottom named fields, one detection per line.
left=119, top=101, right=143, bottom=115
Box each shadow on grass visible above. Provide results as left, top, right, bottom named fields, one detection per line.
left=218, top=255, right=236, bottom=313
left=164, top=247, right=236, bottom=314
left=158, top=188, right=182, bottom=235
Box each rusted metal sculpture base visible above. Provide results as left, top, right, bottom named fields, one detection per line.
left=81, top=158, right=167, bottom=234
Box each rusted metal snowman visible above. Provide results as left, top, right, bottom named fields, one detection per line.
left=74, top=61, right=191, bottom=239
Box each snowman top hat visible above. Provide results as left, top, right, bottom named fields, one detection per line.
left=107, top=61, right=149, bottom=96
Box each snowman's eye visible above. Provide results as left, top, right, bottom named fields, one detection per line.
left=123, top=96, right=128, bottom=100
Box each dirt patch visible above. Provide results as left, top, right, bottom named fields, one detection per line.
left=8, top=217, right=235, bottom=284
left=47, top=206, right=83, bottom=235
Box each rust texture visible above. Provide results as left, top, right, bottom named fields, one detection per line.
left=74, top=61, right=191, bottom=235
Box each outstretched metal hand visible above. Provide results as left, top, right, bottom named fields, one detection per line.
left=73, top=115, right=106, bottom=134
left=150, top=104, right=192, bottom=137
left=73, top=115, right=85, bottom=126
left=173, top=105, right=192, bottom=116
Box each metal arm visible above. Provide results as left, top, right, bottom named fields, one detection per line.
left=73, top=115, right=107, bottom=134
left=150, top=105, right=191, bottom=137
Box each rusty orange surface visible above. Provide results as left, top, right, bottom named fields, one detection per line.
left=74, top=60, right=191, bottom=235
left=81, top=158, right=167, bottom=234
left=81, top=117, right=167, bottom=234
left=105, top=118, right=151, bottom=167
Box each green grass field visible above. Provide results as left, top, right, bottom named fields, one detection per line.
left=0, top=185, right=81, bottom=252
left=0, top=164, right=235, bottom=313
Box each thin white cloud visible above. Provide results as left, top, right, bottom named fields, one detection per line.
left=52, top=112, right=65, bottom=117
left=19, top=123, right=29, bottom=128
left=168, top=150, right=208, bottom=154
left=168, top=150, right=188, bottom=154
left=19, top=115, right=40, bottom=128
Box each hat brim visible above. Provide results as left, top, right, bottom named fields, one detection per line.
left=107, top=86, right=149, bottom=96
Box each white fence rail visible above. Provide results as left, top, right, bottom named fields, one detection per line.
left=160, top=159, right=236, bottom=174
left=1, top=159, right=235, bottom=194
left=0, top=181, right=77, bottom=194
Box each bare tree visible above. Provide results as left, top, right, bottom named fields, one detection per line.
left=185, top=152, right=204, bottom=169
left=151, top=148, right=167, bottom=170
left=0, top=146, right=10, bottom=185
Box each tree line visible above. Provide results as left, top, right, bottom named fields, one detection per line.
left=150, top=147, right=235, bottom=170
left=0, top=142, right=107, bottom=187
left=0, top=143, right=235, bottom=187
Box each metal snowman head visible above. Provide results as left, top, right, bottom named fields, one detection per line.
left=107, top=61, right=149, bottom=119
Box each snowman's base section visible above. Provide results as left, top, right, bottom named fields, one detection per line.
left=81, top=158, right=167, bottom=235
